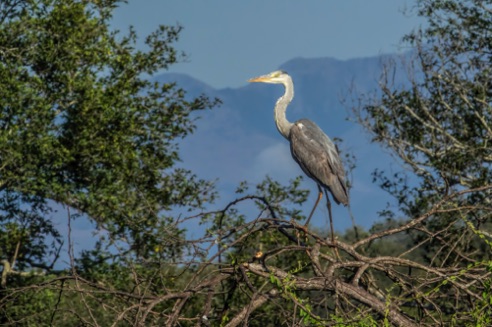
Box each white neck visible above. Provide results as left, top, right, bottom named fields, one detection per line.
left=274, top=75, right=294, bottom=139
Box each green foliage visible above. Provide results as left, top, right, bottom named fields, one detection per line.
left=356, top=0, right=492, bottom=262
left=0, top=0, right=217, bottom=264
left=349, top=1, right=492, bottom=325
left=0, top=191, right=61, bottom=272
left=0, top=0, right=217, bottom=324
left=363, top=0, right=492, bottom=194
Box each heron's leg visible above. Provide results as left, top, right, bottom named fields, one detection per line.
left=324, top=190, right=335, bottom=243
left=304, top=184, right=323, bottom=226
left=324, top=189, right=341, bottom=260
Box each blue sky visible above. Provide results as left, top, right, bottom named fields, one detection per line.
left=54, top=1, right=425, bottom=265
left=110, top=1, right=423, bottom=231
left=112, top=1, right=422, bottom=88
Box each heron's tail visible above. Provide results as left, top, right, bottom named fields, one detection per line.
left=330, top=180, right=349, bottom=206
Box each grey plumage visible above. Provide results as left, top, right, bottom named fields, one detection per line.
left=248, top=70, right=349, bottom=210
left=290, top=119, right=348, bottom=205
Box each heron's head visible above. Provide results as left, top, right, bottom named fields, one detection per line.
left=248, top=70, right=291, bottom=85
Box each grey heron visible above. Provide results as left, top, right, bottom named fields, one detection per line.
left=248, top=70, right=349, bottom=239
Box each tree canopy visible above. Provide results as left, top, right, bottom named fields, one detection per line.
left=0, top=0, right=216, bottom=269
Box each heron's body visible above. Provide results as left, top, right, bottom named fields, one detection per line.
left=289, top=119, right=348, bottom=205
left=249, top=70, right=349, bottom=210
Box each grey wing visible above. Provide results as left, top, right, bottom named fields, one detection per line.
left=289, top=119, right=349, bottom=205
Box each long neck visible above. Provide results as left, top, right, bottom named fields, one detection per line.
left=274, top=76, right=294, bottom=139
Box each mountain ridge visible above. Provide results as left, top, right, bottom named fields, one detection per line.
left=163, top=52, right=410, bottom=230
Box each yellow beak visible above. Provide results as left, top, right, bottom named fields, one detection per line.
left=248, top=76, right=270, bottom=83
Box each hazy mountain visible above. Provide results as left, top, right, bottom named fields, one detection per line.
left=157, top=54, right=406, bottom=138
left=154, top=73, right=218, bottom=98
left=155, top=54, right=410, bottom=230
